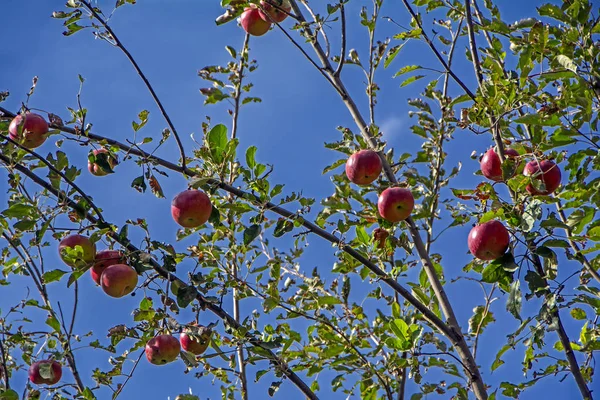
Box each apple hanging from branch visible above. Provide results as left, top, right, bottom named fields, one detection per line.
left=258, top=0, right=292, bottom=23
left=480, top=147, right=520, bottom=182
left=377, top=187, right=415, bottom=223
left=171, top=189, right=213, bottom=228
left=28, top=360, right=62, bottom=385
left=240, top=7, right=271, bottom=36
left=58, top=234, right=96, bottom=268
left=8, top=112, right=49, bottom=149
left=345, top=149, right=383, bottom=186
left=100, top=264, right=138, bottom=298
left=180, top=324, right=213, bottom=356
left=524, top=159, right=561, bottom=195
left=468, top=220, right=510, bottom=261
left=88, top=148, right=119, bottom=177
left=146, top=335, right=181, bottom=365
left=91, top=250, right=125, bottom=285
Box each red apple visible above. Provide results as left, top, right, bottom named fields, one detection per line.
left=378, top=187, right=415, bottom=223
left=28, top=360, right=62, bottom=385
left=372, top=228, right=389, bottom=249
left=240, top=7, right=271, bottom=36
left=88, top=148, right=118, bottom=177
left=180, top=325, right=212, bottom=356
left=171, top=190, right=212, bottom=228
left=345, top=150, right=383, bottom=186
left=524, top=160, right=561, bottom=195
left=145, top=335, right=181, bottom=365
left=8, top=113, right=49, bottom=149
left=58, top=234, right=96, bottom=268
left=258, top=0, right=292, bottom=23
left=100, top=264, right=138, bottom=298
left=480, top=147, right=520, bottom=182
left=468, top=220, right=510, bottom=261
left=91, top=250, right=125, bottom=285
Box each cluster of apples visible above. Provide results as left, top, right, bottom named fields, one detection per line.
left=7, top=112, right=117, bottom=177
left=58, top=234, right=138, bottom=298
left=145, top=324, right=213, bottom=366
left=344, top=149, right=414, bottom=247
left=240, top=0, right=291, bottom=36
left=468, top=147, right=563, bottom=262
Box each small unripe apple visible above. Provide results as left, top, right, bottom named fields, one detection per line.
left=9, top=113, right=49, bottom=149
left=468, top=220, right=510, bottom=261
left=146, top=335, right=181, bottom=365
left=28, top=360, right=62, bottom=385
left=378, top=187, right=414, bottom=223
left=180, top=325, right=212, bottom=356
left=345, top=150, right=383, bottom=185
left=524, top=160, right=561, bottom=195
left=91, top=250, right=125, bottom=285
left=101, top=264, right=138, bottom=298
left=240, top=7, right=271, bottom=36
left=58, top=234, right=96, bottom=268
left=480, top=147, right=520, bottom=182
left=88, top=148, right=118, bottom=177
left=171, top=190, right=212, bottom=228
left=372, top=228, right=389, bottom=249
left=258, top=0, right=292, bottom=23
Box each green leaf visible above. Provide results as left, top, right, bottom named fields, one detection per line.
left=555, top=55, right=577, bottom=73
left=506, top=280, right=522, bottom=321
left=243, top=224, right=261, bottom=246
left=246, top=146, right=257, bottom=169
left=46, top=315, right=61, bottom=333
left=468, top=305, right=495, bottom=334
left=176, top=286, right=197, bottom=308
left=207, top=124, right=228, bottom=163
left=399, top=75, right=425, bottom=87
left=42, top=269, right=69, bottom=284
left=273, top=218, right=294, bottom=238
left=131, top=175, right=146, bottom=193
left=481, top=253, right=516, bottom=291
left=570, top=308, right=586, bottom=320
left=2, top=203, right=35, bottom=218
left=0, top=389, right=19, bottom=400
left=317, top=296, right=341, bottom=306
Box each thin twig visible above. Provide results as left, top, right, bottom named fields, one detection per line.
left=79, top=0, right=188, bottom=170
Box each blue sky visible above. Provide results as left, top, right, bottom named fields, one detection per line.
left=0, top=0, right=593, bottom=399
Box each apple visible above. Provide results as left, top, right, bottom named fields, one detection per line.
left=146, top=335, right=181, bottom=365
left=468, top=220, right=510, bottom=261
left=240, top=7, right=271, bottom=36
left=345, top=150, right=383, bottom=185
left=480, top=147, right=520, bottom=182
left=100, top=264, right=138, bottom=298
left=377, top=187, right=415, bottom=223
left=258, top=0, right=292, bottom=23
left=171, top=189, right=212, bottom=228
left=524, top=160, right=561, bottom=195
left=180, top=324, right=212, bottom=356
left=88, top=148, right=118, bottom=177
left=58, top=234, right=96, bottom=268
left=91, top=250, right=125, bottom=285
left=28, top=360, right=62, bottom=385
left=8, top=113, right=49, bottom=149
left=372, top=228, right=389, bottom=249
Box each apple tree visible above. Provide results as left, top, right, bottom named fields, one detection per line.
left=0, top=0, right=599, bottom=399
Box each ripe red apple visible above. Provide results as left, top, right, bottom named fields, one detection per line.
left=480, top=147, right=520, bottom=182
left=258, top=0, right=292, bottom=23
left=171, top=189, right=212, bottom=228
left=90, top=250, right=125, bottom=285
left=58, top=234, right=96, bottom=268
left=372, top=228, right=389, bottom=249
left=88, top=148, right=118, bottom=177
left=180, top=325, right=212, bottom=356
left=240, top=7, right=271, bottom=36
left=524, top=160, right=561, bottom=195
left=377, top=187, right=415, bottom=223
left=145, top=335, right=181, bottom=365
left=345, top=150, right=383, bottom=186
left=100, top=264, right=138, bottom=298
left=8, top=113, right=49, bottom=149
left=28, top=360, right=62, bottom=385
left=468, top=220, right=510, bottom=261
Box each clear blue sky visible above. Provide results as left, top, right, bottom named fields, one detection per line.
left=0, top=0, right=591, bottom=399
